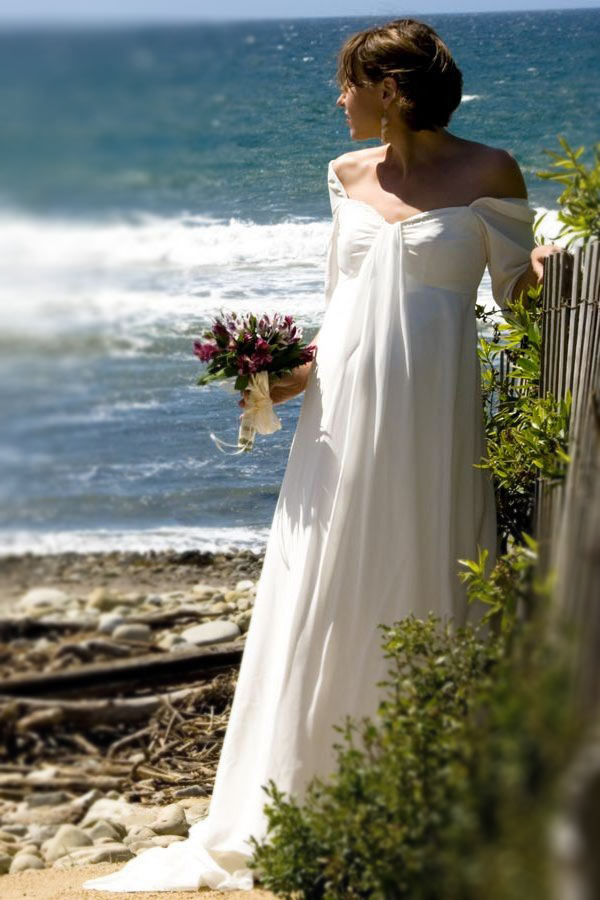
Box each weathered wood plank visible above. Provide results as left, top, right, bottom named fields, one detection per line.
left=0, top=641, right=244, bottom=697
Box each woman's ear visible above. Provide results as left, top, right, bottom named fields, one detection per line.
left=381, top=75, right=398, bottom=104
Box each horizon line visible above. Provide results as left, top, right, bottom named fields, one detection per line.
left=0, top=5, right=599, bottom=31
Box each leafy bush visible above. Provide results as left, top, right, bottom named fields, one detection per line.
left=247, top=615, right=577, bottom=900
left=457, top=533, right=543, bottom=636
left=475, top=289, right=571, bottom=549
left=536, top=136, right=600, bottom=246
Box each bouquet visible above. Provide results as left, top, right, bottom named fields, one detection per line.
left=194, top=310, right=317, bottom=453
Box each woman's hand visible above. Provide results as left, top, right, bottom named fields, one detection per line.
left=530, top=243, right=564, bottom=282
left=513, top=244, right=565, bottom=304
left=239, top=363, right=313, bottom=409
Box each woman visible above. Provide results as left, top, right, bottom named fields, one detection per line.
left=84, top=18, right=560, bottom=893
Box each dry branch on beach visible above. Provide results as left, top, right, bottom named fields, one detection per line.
left=0, top=641, right=245, bottom=697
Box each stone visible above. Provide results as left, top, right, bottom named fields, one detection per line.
left=176, top=797, right=210, bottom=824
left=127, top=751, right=145, bottom=763
left=235, top=579, right=255, bottom=592
left=33, top=637, right=53, bottom=652
left=97, top=612, right=127, bottom=634
left=192, top=583, right=224, bottom=599
left=181, top=620, right=240, bottom=646
left=18, top=588, right=71, bottom=611
left=24, top=823, right=59, bottom=844
left=25, top=790, right=71, bottom=808
left=232, top=611, right=252, bottom=634
left=86, top=818, right=126, bottom=842
left=52, top=842, right=134, bottom=868
left=121, top=591, right=145, bottom=604
left=149, top=834, right=186, bottom=848
left=0, top=830, right=17, bottom=843
left=0, top=852, right=11, bottom=875
left=80, top=798, right=162, bottom=830
left=44, top=824, right=93, bottom=862
left=128, top=839, right=156, bottom=854
left=3, top=801, right=77, bottom=827
left=122, top=825, right=156, bottom=846
left=87, top=587, right=120, bottom=611
left=210, top=601, right=233, bottom=615
left=69, top=788, right=104, bottom=815
left=157, top=632, right=187, bottom=651
left=112, top=623, right=153, bottom=643
left=236, top=596, right=254, bottom=611
left=149, top=803, right=188, bottom=837
left=161, top=591, right=187, bottom=603
left=9, top=852, right=45, bottom=872
left=78, top=842, right=134, bottom=865
left=25, top=765, right=59, bottom=784
left=17, top=843, right=40, bottom=855
left=1, top=824, right=27, bottom=837
left=173, top=785, right=206, bottom=799
left=0, top=840, right=18, bottom=857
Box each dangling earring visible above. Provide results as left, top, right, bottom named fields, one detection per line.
left=380, top=112, right=389, bottom=144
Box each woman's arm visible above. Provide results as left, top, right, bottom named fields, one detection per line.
left=489, top=150, right=563, bottom=306
left=239, top=329, right=321, bottom=408
left=513, top=244, right=565, bottom=307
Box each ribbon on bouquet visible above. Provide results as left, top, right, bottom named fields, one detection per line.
left=210, top=370, right=282, bottom=455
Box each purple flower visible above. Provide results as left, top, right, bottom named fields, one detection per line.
left=237, top=354, right=259, bottom=375
left=194, top=340, right=220, bottom=362
left=255, top=337, right=271, bottom=356
left=212, top=321, right=229, bottom=343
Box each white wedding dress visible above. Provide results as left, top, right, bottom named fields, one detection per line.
left=83, top=159, right=535, bottom=892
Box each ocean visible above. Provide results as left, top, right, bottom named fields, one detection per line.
left=1, top=8, right=598, bottom=555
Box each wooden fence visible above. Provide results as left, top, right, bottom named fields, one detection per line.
left=491, top=240, right=599, bottom=600
left=537, top=240, right=600, bottom=900
left=535, top=241, right=600, bottom=585
left=498, top=240, right=600, bottom=899
left=532, top=240, right=600, bottom=710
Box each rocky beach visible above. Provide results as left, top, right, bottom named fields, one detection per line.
left=0, top=548, right=275, bottom=894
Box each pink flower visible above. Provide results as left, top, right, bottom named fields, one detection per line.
left=255, top=337, right=271, bottom=355
left=194, top=340, right=220, bottom=362
left=237, top=354, right=259, bottom=375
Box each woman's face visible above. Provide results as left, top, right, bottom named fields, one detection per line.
left=336, top=80, right=381, bottom=141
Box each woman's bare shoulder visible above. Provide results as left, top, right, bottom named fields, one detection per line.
left=330, top=148, right=380, bottom=189
left=458, top=138, right=528, bottom=199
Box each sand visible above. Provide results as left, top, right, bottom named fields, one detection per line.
left=0, top=863, right=277, bottom=899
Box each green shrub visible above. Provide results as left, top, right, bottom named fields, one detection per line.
left=457, top=533, right=544, bottom=636
left=476, top=288, right=571, bottom=549
left=247, top=615, right=577, bottom=900
left=536, top=136, right=600, bottom=246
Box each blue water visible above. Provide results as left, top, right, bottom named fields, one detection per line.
left=1, top=9, right=598, bottom=554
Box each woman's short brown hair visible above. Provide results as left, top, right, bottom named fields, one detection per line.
left=336, top=18, right=463, bottom=132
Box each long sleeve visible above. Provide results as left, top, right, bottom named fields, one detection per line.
left=472, top=197, right=536, bottom=312
left=323, top=160, right=347, bottom=308
left=323, top=214, right=340, bottom=308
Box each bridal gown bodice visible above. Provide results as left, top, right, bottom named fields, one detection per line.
left=83, top=161, right=535, bottom=893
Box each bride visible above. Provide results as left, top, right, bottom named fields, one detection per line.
left=84, top=17, right=559, bottom=893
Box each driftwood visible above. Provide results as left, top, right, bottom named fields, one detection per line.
left=0, top=772, right=124, bottom=792
left=0, top=687, right=197, bottom=727
left=0, top=640, right=244, bottom=697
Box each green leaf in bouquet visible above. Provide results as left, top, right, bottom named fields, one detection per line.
left=197, top=371, right=226, bottom=386
left=234, top=375, right=250, bottom=391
